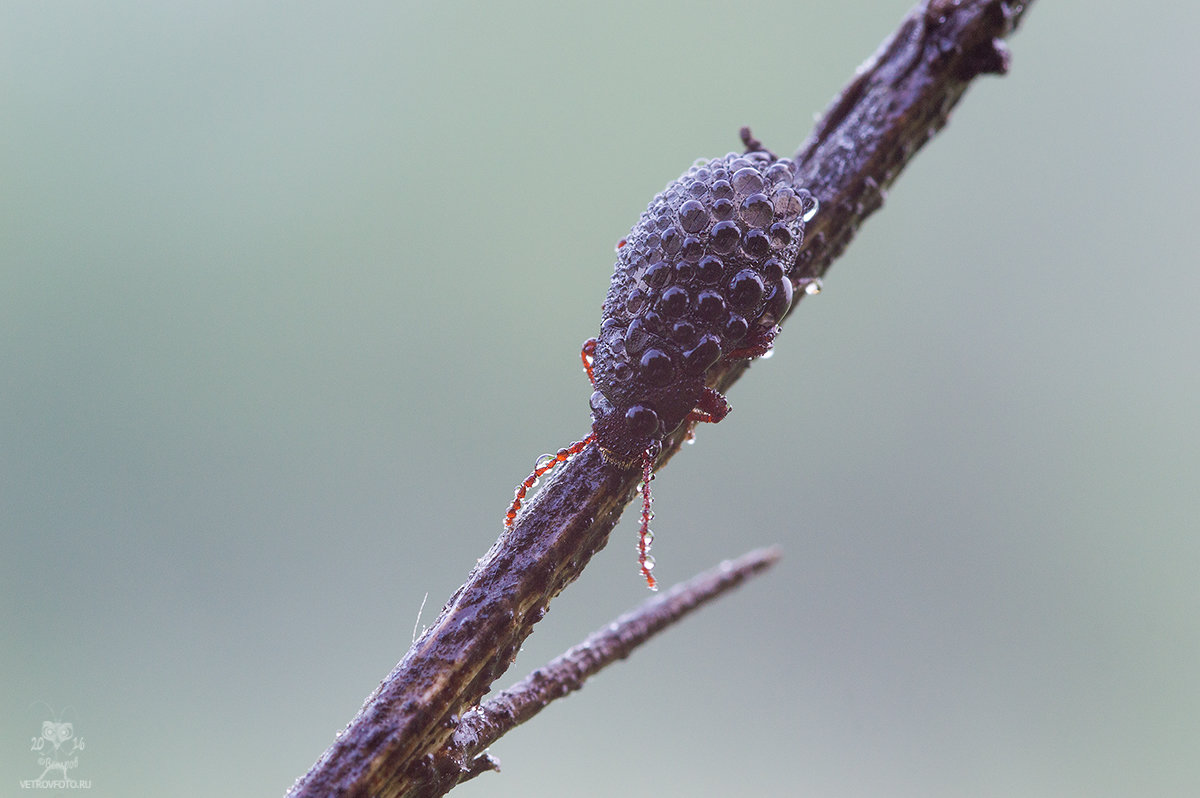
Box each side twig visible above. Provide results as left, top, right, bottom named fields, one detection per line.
left=411, top=547, right=783, bottom=796
left=286, top=2, right=1034, bottom=797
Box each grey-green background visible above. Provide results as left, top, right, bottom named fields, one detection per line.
left=4, top=2, right=1197, bottom=796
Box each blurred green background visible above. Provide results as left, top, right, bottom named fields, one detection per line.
left=3, top=2, right=1197, bottom=796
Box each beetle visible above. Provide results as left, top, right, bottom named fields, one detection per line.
left=505, top=143, right=819, bottom=589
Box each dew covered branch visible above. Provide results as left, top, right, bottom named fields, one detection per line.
left=286, top=3, right=1035, bottom=796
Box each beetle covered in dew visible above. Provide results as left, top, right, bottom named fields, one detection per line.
left=505, top=143, right=820, bottom=589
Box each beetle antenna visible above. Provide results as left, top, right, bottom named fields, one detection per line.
left=505, top=434, right=596, bottom=528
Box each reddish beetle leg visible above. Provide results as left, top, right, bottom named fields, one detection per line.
left=505, top=434, right=596, bottom=529
left=581, top=337, right=597, bottom=386
left=724, top=325, right=780, bottom=361
left=636, top=448, right=658, bottom=589
left=687, top=387, right=731, bottom=425
left=504, top=338, right=603, bottom=530
left=634, top=387, right=730, bottom=591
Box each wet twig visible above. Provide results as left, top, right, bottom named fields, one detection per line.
left=412, top=548, right=783, bottom=796
left=286, top=2, right=1035, bottom=796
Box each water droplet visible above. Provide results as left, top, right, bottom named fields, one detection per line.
left=731, top=167, right=765, bottom=195
left=625, top=318, right=651, bottom=353
left=723, top=313, right=749, bottom=343
left=710, top=220, right=740, bottom=254
left=740, top=193, right=773, bottom=227
left=682, top=335, right=721, bottom=373
left=639, top=348, right=674, bottom=386
left=670, top=319, right=697, bottom=346
left=661, top=227, right=682, bottom=256
left=740, top=228, right=771, bottom=259
left=764, top=277, right=793, bottom=323
left=641, top=555, right=656, bottom=571
left=760, top=348, right=775, bottom=359
left=696, top=254, right=724, bottom=283
left=728, top=269, right=765, bottom=310
left=673, top=259, right=696, bottom=283
left=772, top=186, right=802, bottom=217
left=802, top=194, right=819, bottom=222
left=711, top=197, right=735, bottom=221
left=642, top=529, right=655, bottom=548
left=764, top=162, right=793, bottom=184
left=803, top=278, right=823, bottom=296
left=625, top=289, right=647, bottom=315
left=658, top=285, right=690, bottom=318
left=696, top=290, right=727, bottom=322
left=761, top=258, right=785, bottom=282
left=535, top=453, right=555, bottom=470
left=768, top=222, right=792, bottom=249
left=644, top=261, right=671, bottom=288
left=678, top=199, right=709, bottom=233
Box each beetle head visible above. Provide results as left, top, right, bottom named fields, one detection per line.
left=590, top=390, right=661, bottom=468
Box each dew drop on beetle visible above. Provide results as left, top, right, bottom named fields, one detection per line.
left=505, top=135, right=821, bottom=589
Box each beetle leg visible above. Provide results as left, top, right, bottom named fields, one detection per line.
left=581, top=338, right=597, bottom=386
left=505, top=434, right=596, bottom=528
left=637, top=445, right=659, bottom=591
left=680, top=387, right=731, bottom=445
left=725, top=324, right=779, bottom=360
left=687, top=387, right=731, bottom=425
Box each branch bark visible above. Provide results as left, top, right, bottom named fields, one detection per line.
left=411, top=547, right=783, bottom=797
left=286, top=2, right=1034, bottom=796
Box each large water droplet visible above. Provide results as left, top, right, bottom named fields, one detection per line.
left=803, top=278, right=823, bottom=296
left=764, top=162, right=793, bottom=184
left=802, top=195, right=819, bottom=223
left=740, top=193, right=773, bottom=227
left=535, top=454, right=555, bottom=470
left=678, top=200, right=709, bottom=234
left=731, top=167, right=765, bottom=195
left=625, top=289, right=647, bottom=315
